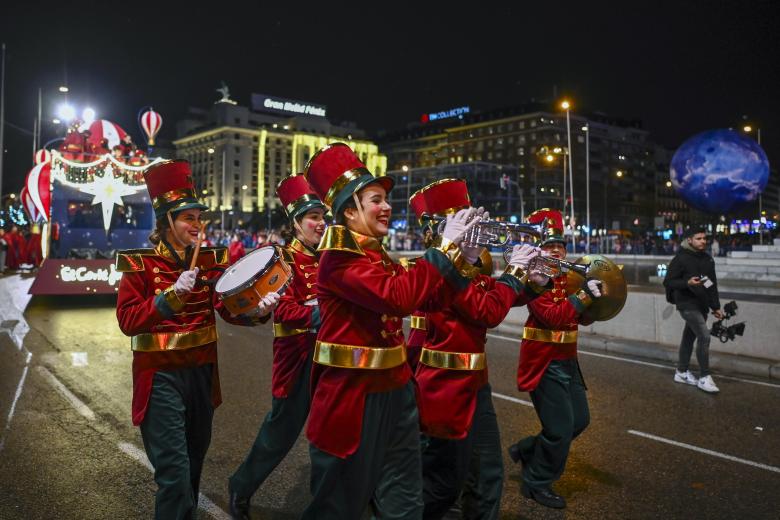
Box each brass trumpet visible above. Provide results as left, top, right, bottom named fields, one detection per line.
left=427, top=213, right=626, bottom=321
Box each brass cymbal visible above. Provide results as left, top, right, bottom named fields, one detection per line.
left=565, top=254, right=627, bottom=322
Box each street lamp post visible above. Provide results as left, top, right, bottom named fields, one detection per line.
left=402, top=165, right=411, bottom=229
left=743, top=125, right=764, bottom=244
left=561, top=100, right=575, bottom=252
left=582, top=124, right=590, bottom=253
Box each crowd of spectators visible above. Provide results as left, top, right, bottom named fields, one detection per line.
left=0, top=224, right=44, bottom=274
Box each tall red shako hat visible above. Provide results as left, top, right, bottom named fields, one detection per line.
left=303, top=142, right=394, bottom=215
left=143, top=160, right=207, bottom=219
left=276, top=173, right=325, bottom=220
left=526, top=208, right=565, bottom=245
left=419, top=179, right=471, bottom=217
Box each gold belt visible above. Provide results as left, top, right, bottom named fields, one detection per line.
left=131, top=325, right=218, bottom=352
left=420, top=348, right=486, bottom=371
left=313, top=341, right=406, bottom=369
left=273, top=322, right=313, bottom=337
left=522, top=326, right=578, bottom=344
left=410, top=316, right=427, bottom=330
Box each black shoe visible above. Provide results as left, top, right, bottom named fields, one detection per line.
left=228, top=482, right=251, bottom=520
left=521, top=483, right=566, bottom=509
left=508, top=443, right=527, bottom=465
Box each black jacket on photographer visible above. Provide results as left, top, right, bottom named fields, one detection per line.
left=663, top=241, right=721, bottom=314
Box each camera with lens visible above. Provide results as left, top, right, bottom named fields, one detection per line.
left=709, top=300, right=746, bottom=343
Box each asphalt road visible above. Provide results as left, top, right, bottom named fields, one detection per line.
left=1, top=294, right=778, bottom=519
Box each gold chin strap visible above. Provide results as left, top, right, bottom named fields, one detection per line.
left=166, top=210, right=190, bottom=250
left=352, top=192, right=372, bottom=237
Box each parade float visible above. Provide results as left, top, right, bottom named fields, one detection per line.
left=24, top=110, right=164, bottom=295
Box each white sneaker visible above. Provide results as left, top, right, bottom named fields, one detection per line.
left=674, top=370, right=698, bottom=386
left=697, top=375, right=720, bottom=393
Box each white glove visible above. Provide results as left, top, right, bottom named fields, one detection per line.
left=529, top=272, right=550, bottom=287
left=174, top=268, right=199, bottom=296
left=441, top=208, right=478, bottom=246
left=508, top=244, right=539, bottom=270
left=256, top=292, right=281, bottom=317
left=585, top=279, right=602, bottom=298
left=459, top=209, right=488, bottom=264
left=303, top=298, right=319, bottom=306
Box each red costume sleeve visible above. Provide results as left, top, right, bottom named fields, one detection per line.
left=116, top=271, right=166, bottom=336
left=451, top=275, right=521, bottom=328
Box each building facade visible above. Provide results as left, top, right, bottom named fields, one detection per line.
left=173, top=94, right=387, bottom=229
left=379, top=103, right=660, bottom=236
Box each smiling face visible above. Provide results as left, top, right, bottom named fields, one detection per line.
left=296, top=207, right=327, bottom=247
left=541, top=241, right=567, bottom=260
left=343, top=183, right=392, bottom=237
left=167, top=209, right=203, bottom=247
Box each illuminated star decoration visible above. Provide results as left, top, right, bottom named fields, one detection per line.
left=80, top=166, right=145, bottom=232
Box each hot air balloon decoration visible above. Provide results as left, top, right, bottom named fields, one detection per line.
left=140, top=108, right=163, bottom=146
left=34, top=148, right=52, bottom=165
left=23, top=162, right=52, bottom=222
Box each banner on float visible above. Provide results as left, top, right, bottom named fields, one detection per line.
left=29, top=259, right=123, bottom=295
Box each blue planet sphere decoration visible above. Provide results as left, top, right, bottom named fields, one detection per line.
left=670, top=129, right=769, bottom=214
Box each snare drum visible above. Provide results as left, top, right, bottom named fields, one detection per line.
left=215, top=246, right=292, bottom=316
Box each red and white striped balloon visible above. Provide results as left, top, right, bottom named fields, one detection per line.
left=24, top=162, right=51, bottom=222
left=34, top=148, right=52, bottom=165
left=20, top=186, right=41, bottom=222
left=86, top=119, right=129, bottom=151
left=140, top=109, right=163, bottom=146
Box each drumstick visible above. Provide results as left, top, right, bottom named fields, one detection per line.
left=189, top=221, right=208, bottom=271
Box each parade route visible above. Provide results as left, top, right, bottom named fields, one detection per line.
left=0, top=280, right=778, bottom=519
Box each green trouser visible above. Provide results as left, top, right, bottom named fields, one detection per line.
left=228, top=355, right=312, bottom=497
left=422, top=384, right=503, bottom=520
left=517, top=359, right=589, bottom=490
left=302, top=381, right=423, bottom=520
left=139, top=364, right=215, bottom=520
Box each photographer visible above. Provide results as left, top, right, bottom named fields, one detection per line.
left=663, top=228, right=723, bottom=393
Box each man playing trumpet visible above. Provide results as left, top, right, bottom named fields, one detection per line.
left=507, top=209, right=603, bottom=510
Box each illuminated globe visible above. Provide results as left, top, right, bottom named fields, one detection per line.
left=670, top=129, right=769, bottom=214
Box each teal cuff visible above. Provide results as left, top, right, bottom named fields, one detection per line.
left=154, top=291, right=175, bottom=319
left=568, top=294, right=587, bottom=314
left=497, top=273, right=524, bottom=294
left=424, top=248, right=469, bottom=291
left=311, top=305, right=321, bottom=331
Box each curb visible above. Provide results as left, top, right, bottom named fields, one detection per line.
left=495, top=323, right=780, bottom=382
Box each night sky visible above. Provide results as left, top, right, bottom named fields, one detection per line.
left=1, top=1, right=778, bottom=193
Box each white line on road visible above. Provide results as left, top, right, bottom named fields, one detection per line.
left=484, top=332, right=780, bottom=389
left=118, top=442, right=230, bottom=520
left=627, top=430, right=780, bottom=474
left=0, top=365, right=30, bottom=452
left=36, top=366, right=96, bottom=421
left=491, top=392, right=534, bottom=408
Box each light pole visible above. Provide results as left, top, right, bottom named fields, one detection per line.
left=743, top=124, right=764, bottom=244
left=582, top=124, right=590, bottom=253
left=561, top=100, right=575, bottom=251
left=402, top=165, right=411, bottom=229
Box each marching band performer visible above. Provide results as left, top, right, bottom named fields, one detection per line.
left=412, top=179, right=550, bottom=519
left=115, top=160, right=278, bottom=520
left=507, top=209, right=602, bottom=510
left=228, top=174, right=327, bottom=519
left=301, top=143, right=479, bottom=519
left=402, top=189, right=437, bottom=370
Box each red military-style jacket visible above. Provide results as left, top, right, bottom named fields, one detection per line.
left=307, top=226, right=470, bottom=458
left=272, top=238, right=320, bottom=398
left=398, top=257, right=427, bottom=371
left=116, top=242, right=263, bottom=426
left=415, top=268, right=543, bottom=439
left=516, top=273, right=594, bottom=392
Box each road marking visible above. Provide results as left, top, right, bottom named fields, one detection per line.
left=36, top=366, right=96, bottom=421
left=491, top=392, right=534, bottom=408
left=0, top=364, right=30, bottom=452
left=118, top=442, right=230, bottom=520
left=484, top=332, right=780, bottom=389
left=71, top=352, right=89, bottom=367
left=627, top=430, right=780, bottom=474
